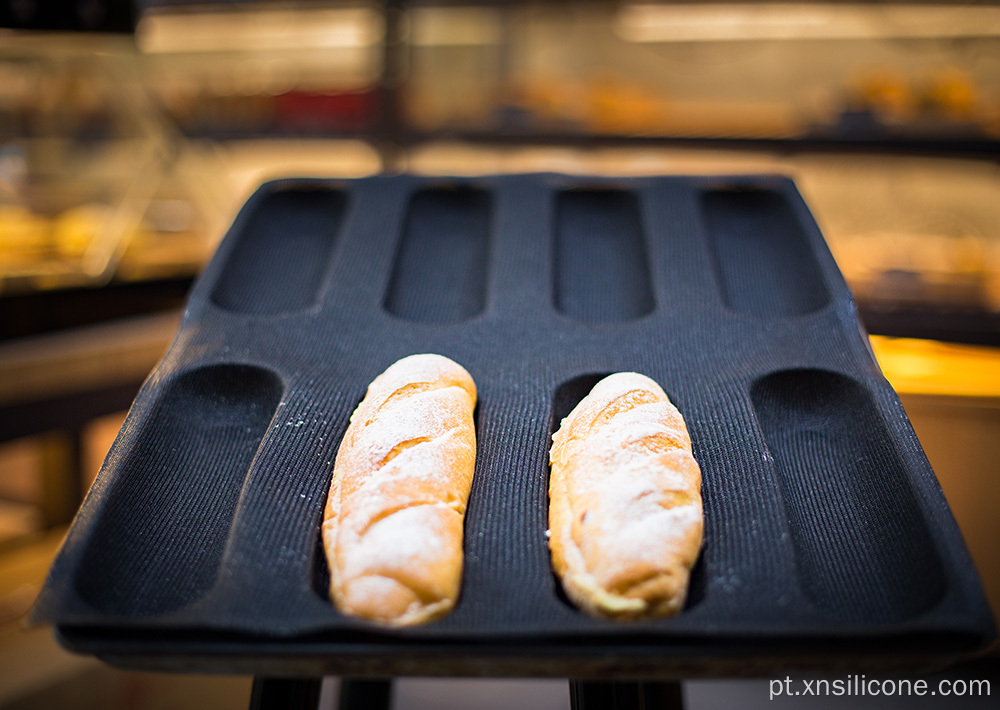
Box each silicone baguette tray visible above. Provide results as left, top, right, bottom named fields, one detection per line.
left=33, top=174, right=994, bottom=677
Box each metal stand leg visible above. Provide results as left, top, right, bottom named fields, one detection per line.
left=249, top=678, right=322, bottom=710
left=339, top=678, right=393, bottom=710
left=569, top=680, right=684, bottom=710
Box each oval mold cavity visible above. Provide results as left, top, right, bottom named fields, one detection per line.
left=75, top=364, right=283, bottom=616
left=211, top=186, right=346, bottom=314
left=751, top=369, right=945, bottom=622
left=553, top=190, right=655, bottom=323
left=383, top=186, right=491, bottom=323
left=702, top=188, right=830, bottom=318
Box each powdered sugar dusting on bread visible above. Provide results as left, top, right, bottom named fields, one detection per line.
left=324, top=354, right=476, bottom=626
left=549, top=372, right=703, bottom=620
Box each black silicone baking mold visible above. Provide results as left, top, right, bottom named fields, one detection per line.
left=32, top=174, right=995, bottom=676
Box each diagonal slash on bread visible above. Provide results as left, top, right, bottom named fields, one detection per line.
left=323, top=353, right=477, bottom=627
left=549, top=372, right=703, bottom=620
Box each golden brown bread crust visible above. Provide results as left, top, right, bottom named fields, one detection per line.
left=549, top=372, right=703, bottom=620
left=322, top=353, right=477, bottom=626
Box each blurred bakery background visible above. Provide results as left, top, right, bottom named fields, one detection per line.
left=1, top=1, right=999, bottom=708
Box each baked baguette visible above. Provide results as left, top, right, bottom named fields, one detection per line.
left=549, top=372, right=703, bottom=620
left=322, top=353, right=477, bottom=626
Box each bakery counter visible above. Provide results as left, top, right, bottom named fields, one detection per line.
left=0, top=312, right=180, bottom=532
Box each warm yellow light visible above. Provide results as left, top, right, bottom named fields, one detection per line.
left=617, top=4, right=1000, bottom=43
left=870, top=335, right=1000, bottom=399
left=137, top=6, right=383, bottom=54
left=409, top=7, right=503, bottom=47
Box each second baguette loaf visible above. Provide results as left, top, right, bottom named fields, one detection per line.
left=549, top=372, right=703, bottom=620
left=322, top=353, right=477, bottom=627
